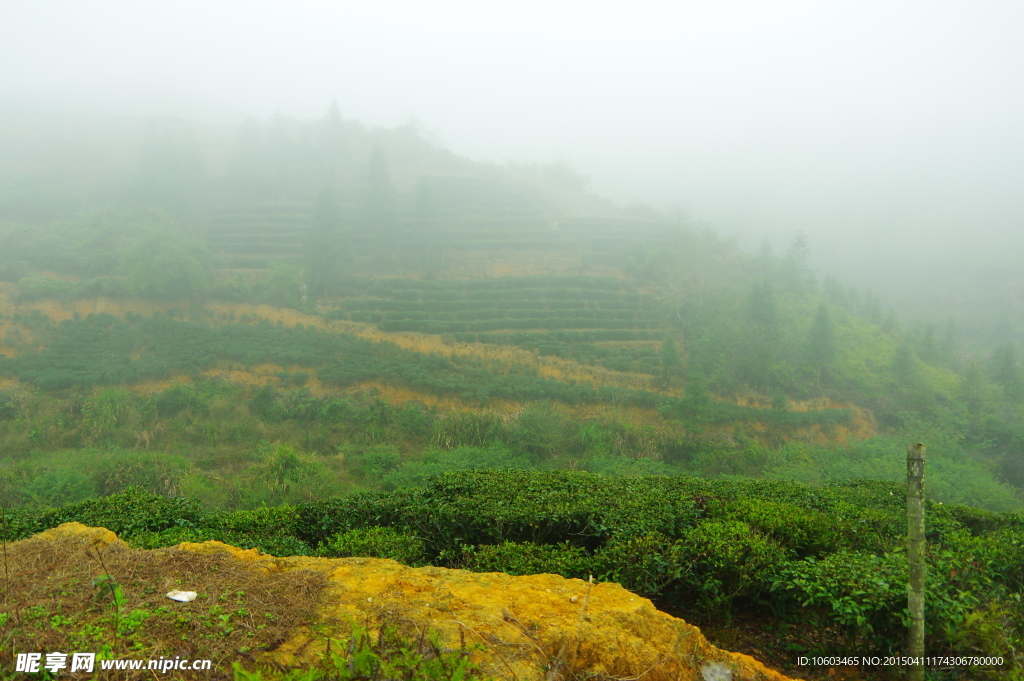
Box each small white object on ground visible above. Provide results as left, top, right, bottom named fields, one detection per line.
left=166, top=590, right=198, bottom=602
left=700, top=662, right=732, bottom=681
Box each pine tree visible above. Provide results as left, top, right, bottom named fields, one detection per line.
left=365, top=141, right=393, bottom=249
left=785, top=231, right=813, bottom=293
left=806, top=304, right=837, bottom=385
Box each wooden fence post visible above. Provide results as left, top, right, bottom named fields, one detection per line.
left=907, top=442, right=926, bottom=681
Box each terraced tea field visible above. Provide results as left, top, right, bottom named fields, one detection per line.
left=323, top=275, right=669, bottom=374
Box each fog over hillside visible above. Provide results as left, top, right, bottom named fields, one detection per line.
left=8, top=6, right=1024, bottom=670
left=3, top=0, right=1023, bottom=346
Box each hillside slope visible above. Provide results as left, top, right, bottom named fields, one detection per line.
left=1, top=110, right=1023, bottom=512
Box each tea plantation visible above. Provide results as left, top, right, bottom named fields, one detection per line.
left=4, top=471, right=1022, bottom=671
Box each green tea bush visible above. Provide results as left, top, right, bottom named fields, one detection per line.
left=771, top=550, right=907, bottom=647
left=455, top=540, right=590, bottom=579
left=679, top=520, right=787, bottom=620
left=0, top=505, right=49, bottom=542
left=943, top=527, right=1024, bottom=592
left=770, top=543, right=1005, bottom=651
left=129, top=526, right=313, bottom=557
left=933, top=503, right=1024, bottom=536
left=719, top=498, right=840, bottom=557
left=297, top=470, right=704, bottom=555
left=207, top=505, right=302, bottom=537
left=11, top=469, right=1024, bottom=658
left=593, top=531, right=687, bottom=596
left=7, top=487, right=204, bottom=540
left=318, top=526, right=426, bottom=566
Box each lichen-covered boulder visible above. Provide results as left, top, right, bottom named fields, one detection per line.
left=175, top=539, right=799, bottom=681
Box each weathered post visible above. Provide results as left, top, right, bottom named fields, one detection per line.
left=907, top=442, right=926, bottom=681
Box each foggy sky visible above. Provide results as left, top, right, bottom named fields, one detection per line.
left=3, top=0, right=1024, bottom=292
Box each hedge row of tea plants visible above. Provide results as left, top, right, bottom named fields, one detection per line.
left=376, top=317, right=662, bottom=333
left=334, top=275, right=632, bottom=295
left=338, top=297, right=650, bottom=312
left=5, top=472, right=1022, bottom=658
left=0, top=312, right=850, bottom=427
left=468, top=330, right=659, bottom=343
left=324, top=276, right=667, bottom=338
left=357, top=309, right=660, bottom=322
left=292, top=470, right=1024, bottom=655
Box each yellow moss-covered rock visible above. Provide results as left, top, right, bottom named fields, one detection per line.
left=172, top=539, right=799, bottom=681
left=35, top=522, right=125, bottom=548
left=18, top=527, right=798, bottom=680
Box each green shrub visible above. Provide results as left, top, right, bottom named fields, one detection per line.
left=0, top=390, right=23, bottom=420
left=318, top=526, right=426, bottom=566
left=0, top=506, right=49, bottom=541
left=951, top=599, right=1024, bottom=679
left=129, top=526, right=312, bottom=557
left=15, top=275, right=77, bottom=302
left=936, top=503, right=1022, bottom=535
left=154, top=384, right=209, bottom=417
left=945, top=527, right=1024, bottom=592
left=594, top=532, right=686, bottom=596
left=719, top=498, right=841, bottom=557
left=23, top=487, right=203, bottom=539
left=16, top=468, right=97, bottom=507
left=679, top=520, right=787, bottom=621
left=297, top=470, right=705, bottom=553
left=208, top=505, right=302, bottom=537
left=771, top=550, right=907, bottom=648
left=455, top=541, right=590, bottom=579
left=358, top=448, right=403, bottom=479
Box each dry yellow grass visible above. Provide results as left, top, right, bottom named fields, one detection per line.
left=557, top=401, right=672, bottom=429
left=590, top=339, right=660, bottom=349
left=731, top=394, right=877, bottom=441
left=329, top=322, right=672, bottom=394
left=21, top=297, right=173, bottom=321
left=127, top=376, right=193, bottom=396
left=349, top=382, right=468, bottom=410
left=203, top=302, right=335, bottom=330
